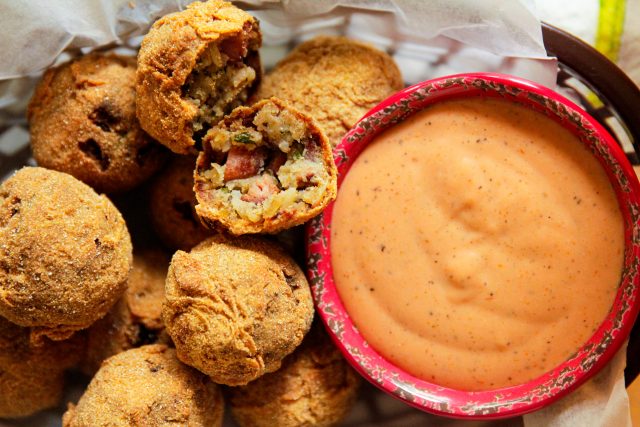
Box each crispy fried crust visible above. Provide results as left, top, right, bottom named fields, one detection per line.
left=63, top=345, right=223, bottom=427
left=163, top=235, right=314, bottom=386
left=228, top=324, right=360, bottom=427
left=0, top=167, right=132, bottom=339
left=149, top=156, right=213, bottom=251
left=27, top=54, right=167, bottom=194
left=82, top=249, right=169, bottom=376
left=255, top=36, right=403, bottom=147
left=136, top=0, right=262, bottom=154
left=194, top=98, right=337, bottom=235
left=0, top=317, right=84, bottom=418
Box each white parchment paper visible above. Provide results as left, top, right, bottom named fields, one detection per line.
left=0, top=1, right=631, bottom=427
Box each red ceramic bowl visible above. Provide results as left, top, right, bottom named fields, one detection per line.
left=305, top=73, right=640, bottom=419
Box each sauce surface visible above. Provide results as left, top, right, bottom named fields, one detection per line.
left=331, top=97, right=624, bottom=390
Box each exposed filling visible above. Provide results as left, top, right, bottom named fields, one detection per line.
left=183, top=33, right=259, bottom=141
left=196, top=102, right=330, bottom=223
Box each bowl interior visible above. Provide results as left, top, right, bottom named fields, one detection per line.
left=306, top=73, right=640, bottom=419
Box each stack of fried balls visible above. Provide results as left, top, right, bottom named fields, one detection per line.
left=0, top=0, right=404, bottom=425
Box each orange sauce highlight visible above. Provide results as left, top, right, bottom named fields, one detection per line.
left=331, top=97, right=624, bottom=390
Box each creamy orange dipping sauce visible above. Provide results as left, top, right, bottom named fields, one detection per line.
left=331, top=97, right=624, bottom=391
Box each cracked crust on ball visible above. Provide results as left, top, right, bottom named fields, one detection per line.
left=150, top=156, right=214, bottom=251
left=0, top=167, right=132, bottom=340
left=28, top=53, right=168, bottom=194
left=228, top=323, right=360, bottom=427
left=82, top=249, right=170, bottom=375
left=254, top=36, right=403, bottom=147
left=136, top=0, right=262, bottom=154
left=163, top=235, right=314, bottom=386
left=63, top=345, right=223, bottom=427
left=194, top=98, right=337, bottom=235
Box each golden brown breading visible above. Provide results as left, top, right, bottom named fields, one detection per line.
left=150, top=156, right=214, bottom=250
left=0, top=167, right=132, bottom=341
left=63, top=345, right=223, bottom=427
left=0, top=316, right=84, bottom=418
left=27, top=54, right=168, bottom=194
left=163, top=235, right=314, bottom=386
left=254, top=36, right=403, bottom=147
left=228, top=323, right=360, bottom=427
left=136, top=0, right=262, bottom=154
left=82, top=249, right=170, bottom=375
left=194, top=98, right=337, bottom=235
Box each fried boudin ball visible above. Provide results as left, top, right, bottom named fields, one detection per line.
left=63, top=345, right=223, bottom=427
left=228, top=324, right=360, bottom=427
left=255, top=36, right=403, bottom=147
left=163, top=235, right=314, bottom=386
left=0, top=316, right=84, bottom=418
left=194, top=98, right=337, bottom=235
left=82, top=249, right=169, bottom=375
left=149, top=156, right=213, bottom=250
left=0, top=167, right=132, bottom=340
left=28, top=53, right=167, bottom=194
left=136, top=0, right=262, bottom=154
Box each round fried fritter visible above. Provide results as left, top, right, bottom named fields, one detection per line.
left=0, top=316, right=84, bottom=418
left=163, top=235, right=314, bottom=386
left=82, top=249, right=170, bottom=375
left=150, top=156, right=213, bottom=250
left=194, top=98, right=337, bottom=235
left=0, top=167, right=132, bottom=340
left=136, top=0, right=262, bottom=154
left=228, top=324, right=360, bottom=427
left=28, top=53, right=167, bottom=194
left=63, top=345, right=223, bottom=427
left=254, top=36, right=403, bottom=147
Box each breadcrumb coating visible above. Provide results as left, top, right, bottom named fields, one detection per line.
left=28, top=53, right=167, bottom=194
left=0, top=167, right=132, bottom=340
left=64, top=345, right=223, bottom=426
left=255, top=36, right=403, bottom=147
left=163, top=235, right=314, bottom=385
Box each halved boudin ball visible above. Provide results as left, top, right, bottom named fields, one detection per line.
left=228, top=323, right=360, bottom=427
left=28, top=53, right=168, bottom=194
left=194, top=98, right=337, bottom=235
left=163, top=235, right=314, bottom=386
left=136, top=0, right=262, bottom=154
left=0, top=167, right=132, bottom=341
left=63, top=345, right=224, bottom=427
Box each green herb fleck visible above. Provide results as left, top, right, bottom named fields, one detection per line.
left=291, top=145, right=304, bottom=160
left=234, top=132, right=253, bottom=144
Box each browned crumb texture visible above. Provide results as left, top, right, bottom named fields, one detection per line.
left=63, top=345, right=223, bottom=427
left=136, top=0, right=262, bottom=154
left=194, top=98, right=337, bottom=235
left=255, top=35, right=403, bottom=147
left=27, top=53, right=167, bottom=194
left=0, top=316, right=85, bottom=418
left=150, top=156, right=214, bottom=251
left=82, top=249, right=169, bottom=375
left=228, top=324, right=360, bottom=427
left=163, top=235, right=314, bottom=386
left=0, top=167, right=132, bottom=339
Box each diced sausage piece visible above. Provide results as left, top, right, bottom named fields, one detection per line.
left=224, top=146, right=267, bottom=181
left=221, top=36, right=248, bottom=62
left=241, top=175, right=280, bottom=203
